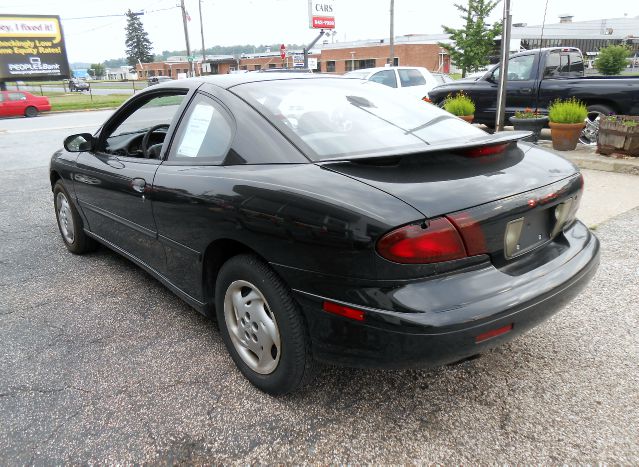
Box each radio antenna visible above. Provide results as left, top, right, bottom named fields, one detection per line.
left=534, top=0, right=550, bottom=112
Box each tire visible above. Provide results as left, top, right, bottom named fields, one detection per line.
left=215, top=254, right=314, bottom=395
left=579, top=104, right=614, bottom=145
left=53, top=180, right=98, bottom=254
left=24, top=106, right=38, bottom=118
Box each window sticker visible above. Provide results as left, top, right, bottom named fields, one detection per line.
left=177, top=103, right=214, bottom=157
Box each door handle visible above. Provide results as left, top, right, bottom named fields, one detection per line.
left=520, top=88, right=533, bottom=94
left=131, top=178, right=146, bottom=193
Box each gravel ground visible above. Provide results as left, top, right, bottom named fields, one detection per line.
left=0, top=124, right=638, bottom=463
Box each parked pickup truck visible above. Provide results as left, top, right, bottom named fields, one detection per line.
left=428, top=47, right=639, bottom=144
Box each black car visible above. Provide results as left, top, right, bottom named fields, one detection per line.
left=68, top=78, right=90, bottom=92
left=147, top=76, right=173, bottom=86
left=50, top=74, right=600, bottom=394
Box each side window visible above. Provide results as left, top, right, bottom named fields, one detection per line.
left=101, top=91, right=187, bottom=158
left=508, top=55, right=535, bottom=80
left=8, top=92, right=26, bottom=101
left=544, top=52, right=561, bottom=77
left=169, top=93, right=233, bottom=164
left=568, top=52, right=584, bottom=74
left=109, top=93, right=186, bottom=139
left=398, top=69, right=426, bottom=87
left=369, top=70, right=397, bottom=88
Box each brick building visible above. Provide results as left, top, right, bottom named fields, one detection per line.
left=319, top=35, right=451, bottom=74
left=136, top=56, right=202, bottom=79
left=135, top=34, right=452, bottom=78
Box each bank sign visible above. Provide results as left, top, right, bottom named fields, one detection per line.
left=308, top=0, right=335, bottom=29
left=0, top=15, right=70, bottom=81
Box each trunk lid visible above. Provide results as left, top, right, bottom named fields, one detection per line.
left=321, top=141, right=577, bottom=218
left=323, top=141, right=582, bottom=262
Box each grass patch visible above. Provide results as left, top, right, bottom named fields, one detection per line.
left=49, top=93, right=130, bottom=112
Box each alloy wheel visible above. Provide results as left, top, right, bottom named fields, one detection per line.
left=223, top=280, right=281, bottom=374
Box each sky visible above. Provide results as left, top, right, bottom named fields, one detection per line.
left=0, top=0, right=637, bottom=63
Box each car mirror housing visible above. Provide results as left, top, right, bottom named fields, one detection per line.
left=64, top=133, right=95, bottom=152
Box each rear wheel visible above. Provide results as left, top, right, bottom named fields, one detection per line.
left=53, top=181, right=98, bottom=254
left=579, top=104, right=613, bottom=145
left=24, top=106, right=38, bottom=118
left=215, top=254, right=314, bottom=395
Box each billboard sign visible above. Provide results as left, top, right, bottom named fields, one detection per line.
left=0, top=14, right=70, bottom=81
left=308, top=0, right=335, bottom=29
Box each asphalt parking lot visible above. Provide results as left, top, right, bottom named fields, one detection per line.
left=1, top=112, right=638, bottom=463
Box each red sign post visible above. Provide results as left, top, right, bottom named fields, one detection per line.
left=280, top=44, right=287, bottom=60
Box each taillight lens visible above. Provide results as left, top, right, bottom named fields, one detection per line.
left=422, top=96, right=431, bottom=103
left=376, top=217, right=467, bottom=264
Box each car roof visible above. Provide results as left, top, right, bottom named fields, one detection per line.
left=149, top=73, right=336, bottom=91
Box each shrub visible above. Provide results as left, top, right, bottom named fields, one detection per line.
left=514, top=107, right=543, bottom=119
left=443, top=92, right=475, bottom=116
left=595, top=45, right=630, bottom=75
left=548, top=98, right=587, bottom=124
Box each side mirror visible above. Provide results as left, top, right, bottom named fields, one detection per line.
left=64, top=133, right=95, bottom=152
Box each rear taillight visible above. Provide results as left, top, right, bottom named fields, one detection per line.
left=422, top=96, right=431, bottom=103
left=376, top=218, right=467, bottom=264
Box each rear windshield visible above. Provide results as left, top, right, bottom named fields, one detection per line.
left=233, top=78, right=484, bottom=160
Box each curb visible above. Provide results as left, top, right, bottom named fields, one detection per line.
left=535, top=140, right=639, bottom=176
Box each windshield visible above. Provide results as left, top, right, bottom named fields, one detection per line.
left=233, top=78, right=484, bottom=160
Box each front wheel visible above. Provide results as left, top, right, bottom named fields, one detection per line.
left=53, top=181, right=98, bottom=254
left=579, top=104, right=613, bottom=145
left=215, top=254, right=314, bottom=395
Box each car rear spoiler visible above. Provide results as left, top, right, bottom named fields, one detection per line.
left=316, top=130, right=532, bottom=163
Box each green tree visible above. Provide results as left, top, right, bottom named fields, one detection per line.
left=595, top=45, right=629, bottom=75
left=88, top=63, right=106, bottom=79
left=124, top=10, right=153, bottom=67
left=439, top=0, right=502, bottom=78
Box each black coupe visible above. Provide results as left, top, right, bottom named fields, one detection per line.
left=50, top=74, right=600, bottom=394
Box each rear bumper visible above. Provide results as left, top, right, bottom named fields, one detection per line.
left=284, top=221, right=600, bottom=369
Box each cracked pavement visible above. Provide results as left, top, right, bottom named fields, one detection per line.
left=0, top=112, right=638, bottom=463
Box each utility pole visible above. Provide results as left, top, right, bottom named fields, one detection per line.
left=389, top=0, right=395, bottom=65
left=495, top=0, right=512, bottom=131
left=180, top=0, right=193, bottom=77
left=198, top=0, right=206, bottom=63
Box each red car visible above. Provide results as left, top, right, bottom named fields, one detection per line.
left=0, top=91, right=51, bottom=118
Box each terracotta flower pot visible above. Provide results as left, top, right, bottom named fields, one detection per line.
left=458, top=115, right=474, bottom=123
left=548, top=122, right=585, bottom=151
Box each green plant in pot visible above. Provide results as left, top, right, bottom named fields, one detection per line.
left=443, top=92, right=475, bottom=123
left=509, top=108, right=548, bottom=143
left=548, top=98, right=587, bottom=151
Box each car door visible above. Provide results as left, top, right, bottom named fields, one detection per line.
left=396, top=68, right=433, bottom=99
left=0, top=92, right=6, bottom=116
left=73, top=89, right=191, bottom=273
left=479, top=54, right=538, bottom=121
left=5, top=92, right=27, bottom=116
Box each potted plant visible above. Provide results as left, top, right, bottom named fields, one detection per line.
left=509, top=108, right=549, bottom=143
left=598, top=115, right=639, bottom=157
left=548, top=98, right=588, bottom=151
left=443, top=92, right=475, bottom=123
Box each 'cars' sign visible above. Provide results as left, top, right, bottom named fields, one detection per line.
left=308, top=0, right=335, bottom=29
left=0, top=14, right=71, bottom=81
